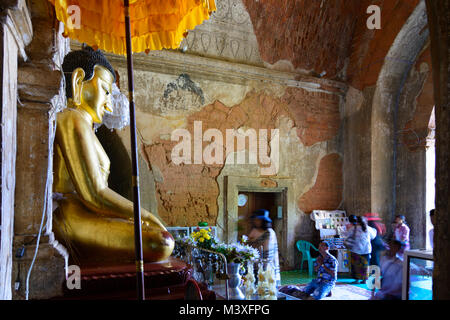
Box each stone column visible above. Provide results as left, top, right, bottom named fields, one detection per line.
left=371, top=77, right=397, bottom=222
left=371, top=1, right=428, bottom=229
left=342, top=86, right=374, bottom=215
left=10, top=2, right=69, bottom=300
left=426, top=0, right=450, bottom=300
left=0, top=0, right=32, bottom=301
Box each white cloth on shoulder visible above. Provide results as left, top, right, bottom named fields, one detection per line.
left=344, top=225, right=376, bottom=255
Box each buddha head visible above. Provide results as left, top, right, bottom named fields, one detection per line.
left=62, top=46, right=116, bottom=123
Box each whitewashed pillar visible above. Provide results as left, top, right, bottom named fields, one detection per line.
left=0, top=0, right=32, bottom=300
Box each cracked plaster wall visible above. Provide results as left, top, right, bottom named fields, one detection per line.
left=109, top=65, right=344, bottom=270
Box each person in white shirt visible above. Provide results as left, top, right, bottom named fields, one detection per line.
left=372, top=239, right=404, bottom=300
left=364, top=212, right=387, bottom=266
left=344, top=216, right=377, bottom=284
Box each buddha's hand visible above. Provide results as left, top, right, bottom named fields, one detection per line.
left=125, top=209, right=174, bottom=261
left=139, top=209, right=167, bottom=231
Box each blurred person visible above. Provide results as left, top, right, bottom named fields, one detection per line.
left=392, top=215, right=410, bottom=255
left=429, top=209, right=435, bottom=249
left=344, top=216, right=376, bottom=283
left=371, top=239, right=405, bottom=300
left=364, top=213, right=387, bottom=266
left=247, top=209, right=281, bottom=286
left=345, top=214, right=358, bottom=231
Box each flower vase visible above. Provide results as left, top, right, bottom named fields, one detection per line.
left=227, top=262, right=245, bottom=300
left=256, top=259, right=278, bottom=300
left=204, top=264, right=215, bottom=289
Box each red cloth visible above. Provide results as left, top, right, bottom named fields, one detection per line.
left=372, top=221, right=386, bottom=236
left=364, top=212, right=381, bottom=221
left=363, top=213, right=386, bottom=236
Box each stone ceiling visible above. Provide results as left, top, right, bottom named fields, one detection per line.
left=240, top=0, right=422, bottom=88
left=182, top=0, right=424, bottom=89
left=242, top=0, right=360, bottom=79
left=47, top=0, right=423, bottom=90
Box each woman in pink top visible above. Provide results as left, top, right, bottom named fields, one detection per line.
left=392, top=215, right=410, bottom=253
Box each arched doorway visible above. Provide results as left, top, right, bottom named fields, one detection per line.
left=371, top=1, right=429, bottom=244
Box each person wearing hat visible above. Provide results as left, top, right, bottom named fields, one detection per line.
left=364, top=213, right=387, bottom=266
left=247, top=209, right=281, bottom=286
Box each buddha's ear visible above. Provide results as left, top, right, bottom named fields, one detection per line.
left=71, top=67, right=85, bottom=106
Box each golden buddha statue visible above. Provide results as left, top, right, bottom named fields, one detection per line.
left=53, top=47, right=174, bottom=266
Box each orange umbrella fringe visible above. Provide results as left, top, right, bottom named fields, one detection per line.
left=50, top=0, right=216, bottom=55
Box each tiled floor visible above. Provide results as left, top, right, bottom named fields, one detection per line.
left=280, top=270, right=312, bottom=286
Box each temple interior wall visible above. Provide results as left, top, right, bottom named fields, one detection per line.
left=96, top=51, right=346, bottom=271
left=2, top=0, right=448, bottom=299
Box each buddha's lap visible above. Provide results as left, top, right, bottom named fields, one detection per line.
left=52, top=195, right=174, bottom=262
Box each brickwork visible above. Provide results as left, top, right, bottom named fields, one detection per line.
left=281, top=87, right=341, bottom=146
left=347, top=0, right=420, bottom=89
left=242, top=0, right=420, bottom=89
left=241, top=0, right=359, bottom=78
left=298, top=153, right=343, bottom=214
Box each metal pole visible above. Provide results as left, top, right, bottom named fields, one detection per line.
left=124, top=0, right=145, bottom=300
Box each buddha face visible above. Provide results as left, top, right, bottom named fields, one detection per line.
left=75, top=65, right=114, bottom=123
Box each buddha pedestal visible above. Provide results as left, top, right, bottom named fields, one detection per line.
left=57, top=257, right=193, bottom=300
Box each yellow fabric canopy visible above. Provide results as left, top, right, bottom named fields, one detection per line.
left=49, top=0, right=216, bottom=55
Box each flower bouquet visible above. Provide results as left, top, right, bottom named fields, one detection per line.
left=174, top=227, right=260, bottom=299
left=211, top=242, right=260, bottom=265
left=190, top=227, right=216, bottom=250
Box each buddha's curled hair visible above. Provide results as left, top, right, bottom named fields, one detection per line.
left=62, top=45, right=116, bottom=98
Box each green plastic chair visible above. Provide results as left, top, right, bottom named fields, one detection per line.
left=296, top=240, right=319, bottom=277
